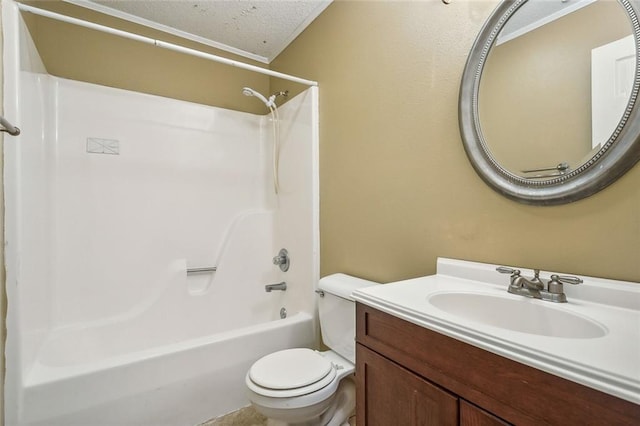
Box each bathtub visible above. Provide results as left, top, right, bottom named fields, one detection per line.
left=19, top=311, right=315, bottom=425
left=4, top=14, right=320, bottom=424
left=13, top=207, right=317, bottom=426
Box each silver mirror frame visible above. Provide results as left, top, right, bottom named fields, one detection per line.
left=459, top=0, right=640, bottom=205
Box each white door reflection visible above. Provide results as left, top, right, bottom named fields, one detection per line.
left=592, top=35, right=636, bottom=149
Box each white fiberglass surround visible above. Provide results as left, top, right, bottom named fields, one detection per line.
left=3, top=3, right=320, bottom=424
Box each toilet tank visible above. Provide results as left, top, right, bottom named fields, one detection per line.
left=318, top=274, right=379, bottom=364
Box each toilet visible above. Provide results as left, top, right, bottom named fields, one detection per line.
left=245, top=273, right=379, bottom=426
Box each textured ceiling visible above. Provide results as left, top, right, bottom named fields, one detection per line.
left=66, top=0, right=332, bottom=63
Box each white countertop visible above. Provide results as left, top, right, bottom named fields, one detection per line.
left=352, top=258, right=640, bottom=404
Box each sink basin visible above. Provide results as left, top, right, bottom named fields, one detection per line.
left=428, top=292, right=607, bottom=339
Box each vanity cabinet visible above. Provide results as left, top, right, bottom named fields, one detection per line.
left=355, top=303, right=640, bottom=425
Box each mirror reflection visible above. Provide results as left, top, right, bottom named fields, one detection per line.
left=478, top=0, right=635, bottom=180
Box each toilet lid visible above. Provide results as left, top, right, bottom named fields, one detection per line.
left=249, top=348, right=333, bottom=390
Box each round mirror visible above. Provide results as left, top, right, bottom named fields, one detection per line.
left=459, top=0, right=640, bottom=205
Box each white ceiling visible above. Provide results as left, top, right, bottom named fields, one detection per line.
left=64, top=0, right=332, bottom=63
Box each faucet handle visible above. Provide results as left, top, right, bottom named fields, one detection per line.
left=272, top=248, right=290, bottom=272
left=549, top=274, right=583, bottom=285
left=496, top=266, right=521, bottom=276
left=546, top=274, right=582, bottom=302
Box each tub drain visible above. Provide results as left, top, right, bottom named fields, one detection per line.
left=280, top=307, right=287, bottom=319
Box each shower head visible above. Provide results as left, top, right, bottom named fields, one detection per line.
left=242, top=87, right=273, bottom=108
left=242, top=87, right=259, bottom=98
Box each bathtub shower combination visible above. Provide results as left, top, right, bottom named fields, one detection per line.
left=3, top=4, right=319, bottom=425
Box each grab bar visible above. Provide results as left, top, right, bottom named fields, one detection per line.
left=186, top=266, right=217, bottom=274
left=521, top=162, right=570, bottom=179
left=0, top=115, right=20, bottom=136
left=522, top=162, right=569, bottom=174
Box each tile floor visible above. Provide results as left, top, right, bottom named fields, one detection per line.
left=201, top=406, right=266, bottom=425
left=202, top=406, right=356, bottom=425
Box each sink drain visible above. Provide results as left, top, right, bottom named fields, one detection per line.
left=280, top=307, right=287, bottom=319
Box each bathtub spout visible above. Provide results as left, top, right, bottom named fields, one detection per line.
left=265, top=282, right=287, bottom=292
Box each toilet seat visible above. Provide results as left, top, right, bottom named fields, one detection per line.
left=250, top=348, right=333, bottom=389
left=246, top=348, right=338, bottom=398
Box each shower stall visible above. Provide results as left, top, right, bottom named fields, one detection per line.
left=3, top=3, right=319, bottom=425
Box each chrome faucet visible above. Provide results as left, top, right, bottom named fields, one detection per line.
left=496, top=267, right=582, bottom=303
left=497, top=267, right=544, bottom=298
left=265, top=282, right=287, bottom=292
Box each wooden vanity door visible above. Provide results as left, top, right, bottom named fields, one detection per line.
left=356, top=343, right=458, bottom=426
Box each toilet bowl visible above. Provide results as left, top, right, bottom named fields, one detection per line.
left=245, top=274, right=378, bottom=426
left=246, top=349, right=354, bottom=425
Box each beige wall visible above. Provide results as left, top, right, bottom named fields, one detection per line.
left=0, top=0, right=639, bottom=420
left=22, top=1, right=271, bottom=114
left=271, top=0, right=640, bottom=283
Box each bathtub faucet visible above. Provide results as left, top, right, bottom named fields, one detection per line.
left=265, top=282, right=287, bottom=292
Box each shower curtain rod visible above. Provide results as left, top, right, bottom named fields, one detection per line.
left=0, top=115, right=20, bottom=136
left=17, top=3, right=319, bottom=87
